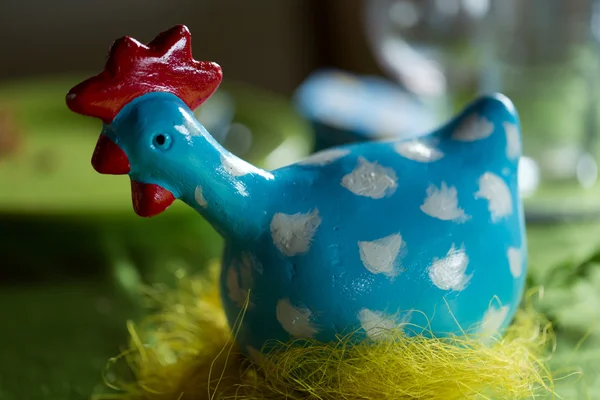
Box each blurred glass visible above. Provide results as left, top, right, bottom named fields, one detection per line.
left=364, top=0, right=600, bottom=221
left=487, top=0, right=600, bottom=220
left=365, top=0, right=495, bottom=119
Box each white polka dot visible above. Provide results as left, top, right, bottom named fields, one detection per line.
left=394, top=140, right=444, bottom=162
left=452, top=115, right=494, bottom=142
left=507, top=247, right=523, bottom=278
left=276, top=298, right=318, bottom=338
left=270, top=209, right=322, bottom=256
left=174, top=124, right=190, bottom=135
left=181, top=107, right=197, bottom=124
left=475, top=172, right=513, bottom=222
left=177, top=108, right=204, bottom=136
left=221, top=154, right=251, bottom=176
left=341, top=157, right=398, bottom=199
left=358, top=308, right=397, bottom=339
left=420, top=182, right=470, bottom=222
left=428, top=244, right=471, bottom=291
left=298, top=148, right=350, bottom=166
left=358, top=233, right=404, bottom=278
left=194, top=186, right=207, bottom=208
left=226, top=260, right=254, bottom=309
left=220, top=153, right=274, bottom=180
left=234, top=181, right=249, bottom=197
left=504, top=122, right=521, bottom=160
left=479, top=303, right=510, bottom=342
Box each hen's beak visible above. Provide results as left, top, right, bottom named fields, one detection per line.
left=91, top=134, right=130, bottom=174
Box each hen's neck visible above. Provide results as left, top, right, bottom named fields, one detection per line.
left=178, top=133, right=275, bottom=241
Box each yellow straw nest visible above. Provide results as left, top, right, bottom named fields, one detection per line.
left=95, top=262, right=558, bottom=400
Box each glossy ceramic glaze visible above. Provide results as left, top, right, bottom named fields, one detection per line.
left=67, top=25, right=527, bottom=356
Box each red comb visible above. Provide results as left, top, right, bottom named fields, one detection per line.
left=66, top=25, right=222, bottom=124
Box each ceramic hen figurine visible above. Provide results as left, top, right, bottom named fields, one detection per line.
left=66, top=25, right=526, bottom=356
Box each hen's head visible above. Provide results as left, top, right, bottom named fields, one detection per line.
left=66, top=25, right=222, bottom=217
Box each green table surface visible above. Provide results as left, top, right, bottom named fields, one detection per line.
left=0, top=278, right=140, bottom=400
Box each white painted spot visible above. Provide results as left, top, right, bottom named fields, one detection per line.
left=341, top=157, right=398, bottom=199
left=276, top=298, right=318, bottom=338
left=299, top=148, right=350, bottom=166
left=226, top=263, right=253, bottom=308
left=420, top=182, right=469, bottom=222
left=234, top=181, right=249, bottom=197
left=475, top=172, right=513, bottom=222
left=507, top=247, right=523, bottom=278
left=221, top=153, right=251, bottom=176
left=174, top=124, right=190, bottom=136
left=194, top=186, right=207, bottom=208
left=270, top=209, right=322, bottom=256
left=400, top=310, right=413, bottom=325
left=358, top=233, right=404, bottom=278
left=479, top=303, right=510, bottom=341
left=428, top=244, right=471, bottom=291
left=66, top=93, right=76, bottom=100
left=452, top=115, right=494, bottom=142
left=504, top=122, right=521, bottom=160
left=358, top=308, right=397, bottom=339
left=179, top=107, right=202, bottom=136
left=220, top=153, right=275, bottom=180
left=394, top=140, right=444, bottom=162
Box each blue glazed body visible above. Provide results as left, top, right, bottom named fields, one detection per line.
left=106, top=91, right=526, bottom=355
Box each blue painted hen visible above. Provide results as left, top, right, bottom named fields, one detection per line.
left=66, top=25, right=527, bottom=357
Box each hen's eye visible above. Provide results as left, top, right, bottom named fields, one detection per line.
left=152, top=133, right=172, bottom=150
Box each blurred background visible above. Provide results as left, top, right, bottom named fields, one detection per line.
left=2, top=0, right=600, bottom=398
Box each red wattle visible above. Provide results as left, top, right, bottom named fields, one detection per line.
left=131, top=180, right=176, bottom=217
left=91, top=134, right=130, bottom=174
